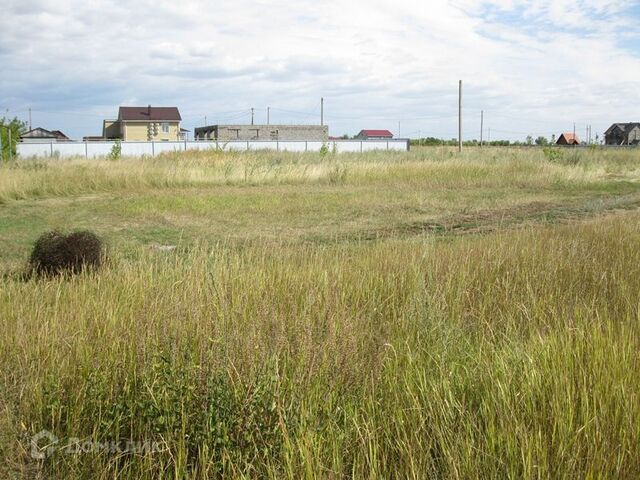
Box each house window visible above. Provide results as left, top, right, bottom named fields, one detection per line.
left=161, top=123, right=169, bottom=133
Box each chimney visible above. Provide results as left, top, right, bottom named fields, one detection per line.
left=147, top=104, right=151, bottom=116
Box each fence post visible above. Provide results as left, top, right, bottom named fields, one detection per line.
left=305, top=141, right=308, bottom=152
left=386, top=141, right=389, bottom=150
left=85, top=141, right=88, bottom=158
left=152, top=141, right=155, bottom=156
left=360, top=141, right=363, bottom=153
left=50, top=142, right=53, bottom=157
left=247, top=140, right=249, bottom=151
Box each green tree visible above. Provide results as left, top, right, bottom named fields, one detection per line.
left=0, top=117, right=28, bottom=161
left=535, top=136, right=549, bottom=146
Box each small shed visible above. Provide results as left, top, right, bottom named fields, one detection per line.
left=556, top=133, right=580, bottom=146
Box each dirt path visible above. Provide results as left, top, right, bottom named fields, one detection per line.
left=351, top=192, right=640, bottom=240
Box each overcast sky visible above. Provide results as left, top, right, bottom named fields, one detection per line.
left=1, top=0, right=639, bottom=141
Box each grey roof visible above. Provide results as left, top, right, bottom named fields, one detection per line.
left=605, top=122, right=640, bottom=135
left=21, top=127, right=69, bottom=140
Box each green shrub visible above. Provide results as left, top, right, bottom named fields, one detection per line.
left=542, top=147, right=564, bottom=162
left=107, top=141, right=122, bottom=161
left=319, top=143, right=329, bottom=157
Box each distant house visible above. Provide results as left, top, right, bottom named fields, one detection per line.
left=556, top=133, right=580, bottom=146
left=356, top=129, right=394, bottom=140
left=605, top=123, right=640, bottom=146
left=20, top=128, right=71, bottom=143
left=101, top=105, right=182, bottom=141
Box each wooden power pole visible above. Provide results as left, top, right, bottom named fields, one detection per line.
left=480, top=110, right=484, bottom=147
left=458, top=80, right=463, bottom=152
left=320, top=97, right=324, bottom=126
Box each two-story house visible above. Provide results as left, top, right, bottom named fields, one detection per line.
left=605, top=123, right=640, bottom=146
left=102, top=105, right=182, bottom=141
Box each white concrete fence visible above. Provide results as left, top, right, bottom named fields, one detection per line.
left=17, top=139, right=410, bottom=159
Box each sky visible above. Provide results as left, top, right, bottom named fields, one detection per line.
left=1, top=0, right=639, bottom=141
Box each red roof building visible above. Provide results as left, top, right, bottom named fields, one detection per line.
left=356, top=129, right=394, bottom=140
left=556, top=133, right=580, bottom=145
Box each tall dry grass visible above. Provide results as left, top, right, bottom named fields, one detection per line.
left=2, top=147, right=639, bottom=204
left=1, top=211, right=639, bottom=478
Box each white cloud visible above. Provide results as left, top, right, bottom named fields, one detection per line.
left=0, top=0, right=638, bottom=140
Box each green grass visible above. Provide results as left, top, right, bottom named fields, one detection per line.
left=1, top=147, right=640, bottom=478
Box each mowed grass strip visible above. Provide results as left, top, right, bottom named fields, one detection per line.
left=1, top=147, right=640, bottom=269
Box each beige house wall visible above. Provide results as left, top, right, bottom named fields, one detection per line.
left=103, top=120, right=120, bottom=139
left=122, top=122, right=181, bottom=141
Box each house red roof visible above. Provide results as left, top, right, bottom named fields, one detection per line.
left=119, top=106, right=181, bottom=121
left=557, top=132, right=580, bottom=144
left=358, top=129, right=394, bottom=138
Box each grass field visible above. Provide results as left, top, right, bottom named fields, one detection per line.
left=1, top=146, right=640, bottom=478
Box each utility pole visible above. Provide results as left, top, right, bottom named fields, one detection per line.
left=28, top=108, right=32, bottom=130
left=398, top=120, right=401, bottom=137
left=480, top=110, right=484, bottom=147
left=251, top=108, right=254, bottom=126
left=573, top=122, right=576, bottom=142
left=267, top=107, right=270, bottom=126
left=320, top=97, right=324, bottom=126
left=488, top=127, right=491, bottom=143
left=458, top=80, right=463, bottom=152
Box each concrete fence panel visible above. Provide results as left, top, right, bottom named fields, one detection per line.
left=153, top=142, right=185, bottom=155
left=17, top=139, right=410, bottom=158
left=17, top=143, right=54, bottom=157
left=361, top=141, right=390, bottom=151
left=334, top=142, right=362, bottom=153
left=277, top=142, right=307, bottom=152
left=248, top=141, right=278, bottom=151
left=119, top=143, right=153, bottom=157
